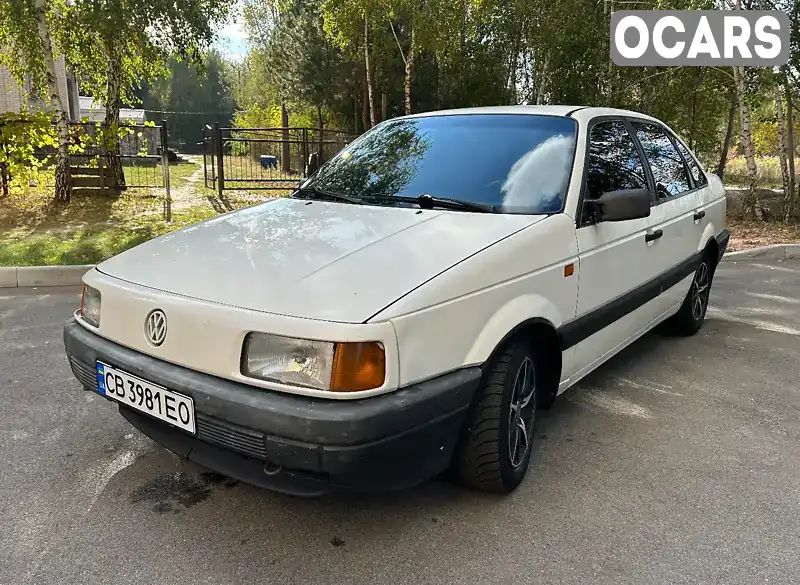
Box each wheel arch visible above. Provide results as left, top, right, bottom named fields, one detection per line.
left=698, top=223, right=721, bottom=269
left=466, top=297, right=564, bottom=409
left=464, top=294, right=565, bottom=366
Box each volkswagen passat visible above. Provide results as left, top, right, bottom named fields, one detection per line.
left=64, top=106, right=729, bottom=495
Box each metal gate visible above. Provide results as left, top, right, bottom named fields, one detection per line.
left=202, top=124, right=358, bottom=195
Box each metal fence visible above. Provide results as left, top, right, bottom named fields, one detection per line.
left=0, top=119, right=168, bottom=190
left=202, top=125, right=359, bottom=195
left=1, top=118, right=173, bottom=219
left=62, top=121, right=167, bottom=190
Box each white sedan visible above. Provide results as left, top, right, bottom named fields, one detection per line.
left=64, top=106, right=728, bottom=496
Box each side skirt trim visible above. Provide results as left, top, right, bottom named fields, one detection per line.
left=558, top=252, right=702, bottom=350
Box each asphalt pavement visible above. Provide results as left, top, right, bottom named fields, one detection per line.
left=1, top=259, right=799, bottom=585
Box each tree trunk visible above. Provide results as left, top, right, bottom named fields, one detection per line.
left=776, top=88, right=790, bottom=212
left=459, top=0, right=466, bottom=98
left=353, top=94, right=359, bottom=133
left=361, top=81, right=369, bottom=131
left=535, top=53, right=550, bottom=105
left=688, top=68, right=701, bottom=151
left=0, top=135, right=8, bottom=198
left=716, top=91, right=737, bottom=181
left=35, top=0, right=71, bottom=203
left=316, top=104, right=324, bottom=164
left=404, top=25, right=416, bottom=115
left=103, top=48, right=126, bottom=190
left=433, top=51, right=441, bottom=110
left=364, top=17, right=377, bottom=128
left=734, top=65, right=763, bottom=219
left=280, top=103, right=291, bottom=173
left=785, top=77, right=797, bottom=221
left=507, top=32, right=519, bottom=104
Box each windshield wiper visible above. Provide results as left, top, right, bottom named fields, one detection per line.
left=416, top=193, right=496, bottom=213
left=293, top=184, right=366, bottom=205
left=363, top=193, right=496, bottom=213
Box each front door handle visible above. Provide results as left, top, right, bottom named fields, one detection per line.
left=694, top=210, right=706, bottom=221
left=645, top=229, right=663, bottom=242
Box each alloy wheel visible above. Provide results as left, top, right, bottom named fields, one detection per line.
left=691, top=261, right=710, bottom=321
left=507, top=356, right=536, bottom=469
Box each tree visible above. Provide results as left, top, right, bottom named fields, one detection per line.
left=321, top=0, right=385, bottom=127
left=261, top=0, right=350, bottom=136
left=143, top=51, right=237, bottom=152
left=65, top=0, right=233, bottom=189
left=0, top=0, right=72, bottom=202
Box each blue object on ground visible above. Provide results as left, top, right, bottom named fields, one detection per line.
left=260, top=155, right=278, bottom=169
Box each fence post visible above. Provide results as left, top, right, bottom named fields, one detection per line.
left=0, top=122, right=8, bottom=198
left=202, top=125, right=210, bottom=189
left=214, top=122, right=224, bottom=197
left=98, top=153, right=105, bottom=196
left=301, top=128, right=309, bottom=177
left=160, top=119, right=171, bottom=222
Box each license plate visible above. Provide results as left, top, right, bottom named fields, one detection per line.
left=95, top=362, right=196, bottom=434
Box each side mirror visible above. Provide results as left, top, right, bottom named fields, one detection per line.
left=594, top=188, right=651, bottom=222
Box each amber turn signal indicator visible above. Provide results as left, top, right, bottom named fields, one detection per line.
left=79, top=284, right=87, bottom=316
left=564, top=263, right=575, bottom=277
left=330, top=342, right=386, bottom=392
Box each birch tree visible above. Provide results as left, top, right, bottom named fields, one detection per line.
left=66, top=0, right=232, bottom=189
left=776, top=88, right=790, bottom=208
left=0, top=0, right=72, bottom=202
left=734, top=64, right=762, bottom=219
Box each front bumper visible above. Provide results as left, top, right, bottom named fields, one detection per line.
left=64, top=318, right=480, bottom=496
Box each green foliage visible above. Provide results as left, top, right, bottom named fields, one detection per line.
left=0, top=111, right=57, bottom=194
left=725, top=156, right=800, bottom=189
left=0, top=112, right=156, bottom=195
left=142, top=50, right=237, bottom=151
left=63, top=0, right=235, bottom=107
left=263, top=0, right=349, bottom=108
left=0, top=1, right=48, bottom=100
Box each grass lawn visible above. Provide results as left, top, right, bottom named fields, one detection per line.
left=0, top=158, right=274, bottom=266
left=0, top=206, right=217, bottom=266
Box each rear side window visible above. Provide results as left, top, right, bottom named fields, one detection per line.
left=585, top=120, right=648, bottom=201
left=673, top=138, right=708, bottom=187
left=633, top=122, right=691, bottom=199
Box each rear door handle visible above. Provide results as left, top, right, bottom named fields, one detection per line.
left=645, top=229, right=663, bottom=242
left=694, top=210, right=706, bottom=221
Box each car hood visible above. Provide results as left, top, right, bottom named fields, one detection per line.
left=97, top=198, right=545, bottom=323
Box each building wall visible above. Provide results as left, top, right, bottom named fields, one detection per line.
left=0, top=56, right=74, bottom=119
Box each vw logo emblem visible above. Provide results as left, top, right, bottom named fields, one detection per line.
left=145, top=309, right=167, bottom=347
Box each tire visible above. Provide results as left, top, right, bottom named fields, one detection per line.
left=668, top=253, right=714, bottom=336
left=453, top=339, right=539, bottom=493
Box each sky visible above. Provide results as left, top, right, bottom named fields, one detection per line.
left=214, top=6, right=249, bottom=62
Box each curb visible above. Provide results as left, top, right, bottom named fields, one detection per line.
left=721, top=244, right=800, bottom=262
left=0, top=265, right=94, bottom=288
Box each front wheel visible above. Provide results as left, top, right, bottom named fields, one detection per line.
left=668, top=254, right=713, bottom=336
left=453, top=339, right=539, bottom=493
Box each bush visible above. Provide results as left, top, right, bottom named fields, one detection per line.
left=723, top=156, right=800, bottom=188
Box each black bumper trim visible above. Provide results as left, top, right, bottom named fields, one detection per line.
left=64, top=318, right=481, bottom=494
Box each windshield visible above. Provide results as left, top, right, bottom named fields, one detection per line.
left=295, top=114, right=578, bottom=214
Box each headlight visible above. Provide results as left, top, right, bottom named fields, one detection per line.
left=80, top=284, right=101, bottom=327
left=242, top=333, right=385, bottom=392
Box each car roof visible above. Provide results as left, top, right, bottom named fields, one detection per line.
left=397, top=105, right=661, bottom=123
left=401, top=105, right=581, bottom=118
